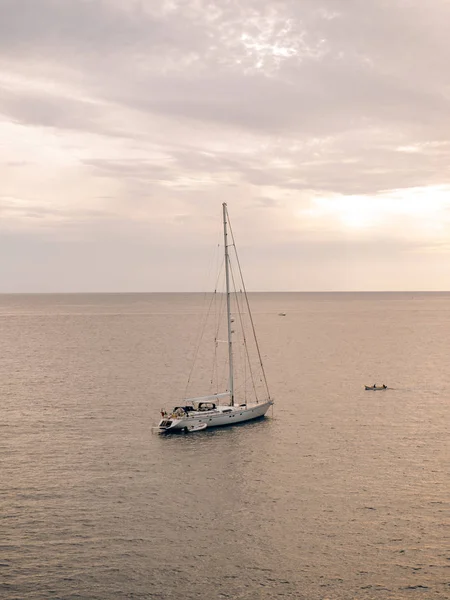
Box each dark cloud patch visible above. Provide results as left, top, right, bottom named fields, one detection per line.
left=0, top=0, right=199, bottom=57
left=254, top=197, right=279, bottom=208
left=0, top=195, right=117, bottom=221
left=0, top=87, right=137, bottom=138
left=3, top=161, right=30, bottom=167
left=81, top=137, right=450, bottom=196
left=82, top=159, right=174, bottom=181
left=0, top=87, right=99, bottom=130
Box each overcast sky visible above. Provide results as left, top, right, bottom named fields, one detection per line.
left=1, top=0, right=450, bottom=292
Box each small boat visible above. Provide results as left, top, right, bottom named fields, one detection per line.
left=156, top=203, right=273, bottom=434
left=184, top=423, right=207, bottom=432
left=365, top=384, right=387, bottom=391
left=278, top=312, right=286, bottom=316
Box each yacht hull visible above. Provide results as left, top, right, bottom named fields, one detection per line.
left=158, top=400, right=273, bottom=433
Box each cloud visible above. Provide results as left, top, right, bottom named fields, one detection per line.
left=2, top=0, right=449, bottom=146
left=1, top=0, right=450, bottom=290
left=0, top=87, right=108, bottom=134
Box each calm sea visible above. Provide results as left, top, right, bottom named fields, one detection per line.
left=1, top=293, right=448, bottom=600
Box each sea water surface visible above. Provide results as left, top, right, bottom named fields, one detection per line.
left=1, top=292, right=449, bottom=600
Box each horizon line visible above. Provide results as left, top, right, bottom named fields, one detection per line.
left=1, top=290, right=450, bottom=295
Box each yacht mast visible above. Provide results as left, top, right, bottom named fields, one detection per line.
left=222, top=202, right=234, bottom=405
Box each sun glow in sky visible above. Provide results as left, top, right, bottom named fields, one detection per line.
left=305, top=186, right=450, bottom=233
left=1, top=0, right=450, bottom=291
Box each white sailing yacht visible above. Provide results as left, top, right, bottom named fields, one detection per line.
left=156, top=203, right=273, bottom=433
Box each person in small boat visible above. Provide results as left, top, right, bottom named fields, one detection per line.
left=382, top=384, right=387, bottom=389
